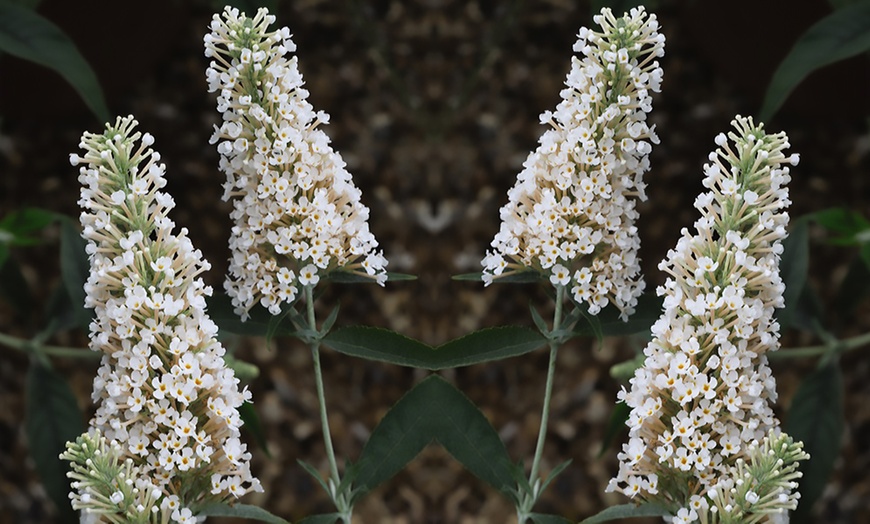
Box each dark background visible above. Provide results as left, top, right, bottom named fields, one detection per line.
left=1, top=0, right=869, bottom=522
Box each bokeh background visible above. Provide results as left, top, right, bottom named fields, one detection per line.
left=1, top=0, right=869, bottom=522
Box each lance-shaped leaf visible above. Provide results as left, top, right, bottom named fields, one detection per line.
left=579, top=502, right=671, bottom=523
left=353, top=376, right=440, bottom=491
left=326, top=270, right=416, bottom=283
left=433, top=377, right=516, bottom=492
left=453, top=271, right=543, bottom=283
left=41, top=283, right=85, bottom=337
left=355, top=375, right=514, bottom=494
left=597, top=401, right=631, bottom=458
left=813, top=207, right=870, bottom=246
left=0, top=254, right=32, bottom=321
left=238, top=401, right=271, bottom=457
left=785, top=362, right=844, bottom=523
left=573, top=292, right=662, bottom=339
left=760, top=1, right=870, bottom=121
left=0, top=3, right=109, bottom=120
left=59, top=218, right=92, bottom=330
left=197, top=502, right=292, bottom=524
left=207, top=292, right=297, bottom=338
left=297, top=514, right=340, bottom=524
left=0, top=207, right=56, bottom=246
left=529, top=514, right=572, bottom=524
left=777, top=217, right=810, bottom=330
left=26, top=361, right=84, bottom=523
left=835, top=255, right=870, bottom=319
left=323, top=326, right=546, bottom=369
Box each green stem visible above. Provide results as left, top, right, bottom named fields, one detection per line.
left=768, top=331, right=870, bottom=360
left=0, top=332, right=98, bottom=359
left=521, top=285, right=564, bottom=522
left=305, top=285, right=348, bottom=522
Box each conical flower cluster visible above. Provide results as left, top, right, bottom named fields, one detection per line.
left=205, top=7, right=387, bottom=320
left=481, top=7, right=664, bottom=318
left=608, top=117, right=804, bottom=522
left=67, top=116, right=261, bottom=522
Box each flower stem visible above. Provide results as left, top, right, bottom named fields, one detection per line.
left=305, top=285, right=349, bottom=522
left=521, top=285, right=564, bottom=522
left=0, top=331, right=98, bottom=359
left=768, top=331, right=870, bottom=360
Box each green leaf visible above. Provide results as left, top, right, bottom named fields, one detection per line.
left=813, top=207, right=870, bottom=245
left=777, top=217, right=810, bottom=330
left=452, top=272, right=484, bottom=281
left=59, top=218, right=92, bottom=330
left=323, top=326, right=433, bottom=368
left=829, top=0, right=862, bottom=9
left=324, top=326, right=546, bottom=369
left=356, top=375, right=514, bottom=493
left=579, top=502, right=671, bottom=523
left=434, top=327, right=547, bottom=368
left=504, top=460, right=533, bottom=503
left=239, top=401, right=271, bottom=458
left=861, top=243, right=870, bottom=270
left=529, top=514, right=572, bottom=524
left=760, top=1, right=870, bottom=121
left=529, top=303, right=549, bottom=335
left=325, top=270, right=416, bottom=283
left=7, top=0, right=44, bottom=9
left=320, top=303, right=340, bottom=334
left=225, top=354, right=260, bottom=382
left=0, top=3, right=109, bottom=121
left=609, top=354, right=645, bottom=381
left=573, top=293, right=662, bottom=339
left=785, top=362, right=844, bottom=523
left=791, top=285, right=826, bottom=338
left=354, top=376, right=440, bottom=491
left=597, top=401, right=631, bottom=458
left=197, top=502, right=291, bottom=524
left=297, top=514, right=340, bottom=524
left=206, top=292, right=297, bottom=338
left=453, top=270, right=543, bottom=283
left=336, top=459, right=364, bottom=502
left=297, top=459, right=332, bottom=497
left=41, top=284, right=84, bottom=337
left=835, top=255, right=870, bottom=319
left=578, top=309, right=604, bottom=349
left=265, top=307, right=293, bottom=346
left=26, top=361, right=84, bottom=523
left=0, top=253, right=32, bottom=320
left=0, top=207, right=56, bottom=246
left=537, top=459, right=572, bottom=499
left=432, top=377, right=515, bottom=492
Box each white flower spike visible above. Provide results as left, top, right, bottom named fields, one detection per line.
left=482, top=7, right=664, bottom=319
left=205, top=6, right=388, bottom=320
left=68, top=116, right=261, bottom=522
left=608, top=116, right=807, bottom=522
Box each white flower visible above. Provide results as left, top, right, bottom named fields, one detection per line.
left=69, top=116, right=261, bottom=519
left=481, top=7, right=664, bottom=320
left=205, top=6, right=388, bottom=320
left=609, top=116, right=800, bottom=519
left=109, top=491, right=124, bottom=505
left=298, top=264, right=320, bottom=286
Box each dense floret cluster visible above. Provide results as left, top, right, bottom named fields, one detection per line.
left=67, top=116, right=260, bottom=522
left=481, top=7, right=664, bottom=319
left=205, top=7, right=387, bottom=320
left=608, top=117, right=804, bottom=522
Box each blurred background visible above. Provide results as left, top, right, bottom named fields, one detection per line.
left=1, top=0, right=869, bottom=522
